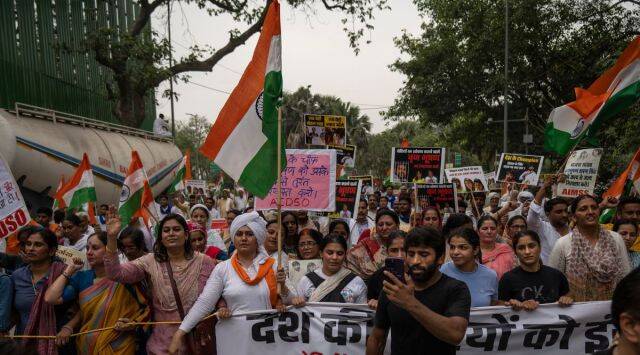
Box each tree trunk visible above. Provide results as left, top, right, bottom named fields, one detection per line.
left=114, top=79, right=147, bottom=128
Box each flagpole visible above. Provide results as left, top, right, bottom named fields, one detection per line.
left=276, top=106, right=283, bottom=294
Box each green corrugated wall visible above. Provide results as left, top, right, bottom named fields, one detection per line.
left=0, top=0, right=156, bottom=129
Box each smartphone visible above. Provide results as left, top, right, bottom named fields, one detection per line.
left=384, top=257, right=405, bottom=284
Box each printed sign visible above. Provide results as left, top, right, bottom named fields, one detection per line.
left=287, top=259, right=323, bottom=288
left=328, top=144, right=356, bottom=168
left=0, top=156, right=31, bottom=239
left=325, top=179, right=362, bottom=218
left=391, top=147, right=446, bottom=183
left=497, top=153, right=544, bottom=186
left=557, top=149, right=602, bottom=197
left=304, top=114, right=347, bottom=146
left=348, top=175, right=374, bottom=197
left=255, top=149, right=337, bottom=211
left=215, top=302, right=613, bottom=355
left=185, top=180, right=208, bottom=197
left=415, top=183, right=458, bottom=213
left=445, top=166, right=488, bottom=193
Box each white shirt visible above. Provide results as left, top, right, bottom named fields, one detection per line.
left=296, top=269, right=367, bottom=303
left=179, top=253, right=292, bottom=332
left=156, top=203, right=183, bottom=220
left=349, top=218, right=374, bottom=247
left=153, top=117, right=171, bottom=136
left=526, top=201, right=560, bottom=264
left=548, top=230, right=631, bottom=276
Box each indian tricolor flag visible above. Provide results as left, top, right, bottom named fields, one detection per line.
left=199, top=0, right=284, bottom=198
left=119, top=151, right=159, bottom=227
left=603, top=146, right=640, bottom=200
left=545, top=36, right=640, bottom=155
left=56, top=153, right=97, bottom=223
left=52, top=175, right=66, bottom=210
left=167, top=152, right=192, bottom=194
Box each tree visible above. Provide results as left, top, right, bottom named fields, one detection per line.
left=388, top=0, right=640, bottom=174
left=281, top=86, right=372, bottom=155
left=74, top=0, right=389, bottom=127
left=173, top=114, right=213, bottom=180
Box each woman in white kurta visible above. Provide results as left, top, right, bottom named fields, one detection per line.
left=168, top=212, right=290, bottom=354
left=295, top=234, right=367, bottom=304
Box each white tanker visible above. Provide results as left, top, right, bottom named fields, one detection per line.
left=0, top=104, right=182, bottom=206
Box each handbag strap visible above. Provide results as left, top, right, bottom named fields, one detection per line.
left=164, top=261, right=186, bottom=319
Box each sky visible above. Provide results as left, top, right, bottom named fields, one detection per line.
left=154, top=0, right=423, bottom=134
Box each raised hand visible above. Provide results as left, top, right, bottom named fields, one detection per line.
left=65, top=257, right=84, bottom=276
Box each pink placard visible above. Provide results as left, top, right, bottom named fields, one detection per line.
left=255, top=149, right=336, bottom=211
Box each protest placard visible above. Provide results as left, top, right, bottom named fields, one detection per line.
left=215, top=301, right=613, bottom=355
left=444, top=166, right=488, bottom=193
left=56, top=245, right=88, bottom=267
left=0, top=155, right=31, bottom=239
left=287, top=259, right=322, bottom=288
left=497, top=153, right=544, bottom=186
left=348, top=175, right=374, bottom=196
left=415, top=183, right=458, bottom=213
left=255, top=149, right=336, bottom=211
left=185, top=179, right=208, bottom=197
left=324, top=179, right=362, bottom=218
left=304, top=114, right=347, bottom=146
left=557, top=148, right=603, bottom=197
left=328, top=144, right=356, bottom=168
left=391, top=147, right=446, bottom=183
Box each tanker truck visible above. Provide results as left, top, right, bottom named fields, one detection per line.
left=0, top=103, right=183, bottom=209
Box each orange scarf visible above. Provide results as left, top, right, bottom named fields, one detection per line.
left=230, top=254, right=278, bottom=308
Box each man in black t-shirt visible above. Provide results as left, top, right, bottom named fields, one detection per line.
left=593, top=268, right=640, bottom=355
left=366, top=227, right=471, bottom=355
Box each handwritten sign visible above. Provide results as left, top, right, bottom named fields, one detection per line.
left=255, top=149, right=336, bottom=211
left=391, top=147, right=446, bottom=183
left=558, top=148, right=602, bottom=197
left=445, top=166, right=488, bottom=193
left=0, top=155, right=31, bottom=239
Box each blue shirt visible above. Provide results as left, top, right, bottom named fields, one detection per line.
left=0, top=273, right=13, bottom=332
left=62, top=270, right=97, bottom=302
left=10, top=263, right=70, bottom=334
left=440, top=261, right=498, bottom=307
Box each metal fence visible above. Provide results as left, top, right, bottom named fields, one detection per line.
left=0, top=0, right=156, bottom=128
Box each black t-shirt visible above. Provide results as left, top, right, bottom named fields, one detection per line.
left=374, top=273, right=471, bottom=355
left=498, top=265, right=570, bottom=303
left=367, top=267, right=384, bottom=300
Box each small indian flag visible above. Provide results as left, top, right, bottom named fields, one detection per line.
left=119, top=151, right=159, bottom=227
left=167, top=152, right=192, bottom=194
left=56, top=153, right=97, bottom=223
left=199, top=0, right=284, bottom=198
left=545, top=36, right=640, bottom=155
left=52, top=175, right=66, bottom=210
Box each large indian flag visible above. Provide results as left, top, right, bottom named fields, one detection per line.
left=545, top=36, right=640, bottom=155
left=167, top=152, right=192, bottom=194
left=56, top=153, right=97, bottom=223
left=199, top=0, right=284, bottom=198
left=119, top=151, right=158, bottom=227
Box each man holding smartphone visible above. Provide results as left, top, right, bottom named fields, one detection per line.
left=366, top=228, right=471, bottom=355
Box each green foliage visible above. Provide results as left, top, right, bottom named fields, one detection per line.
left=388, top=0, right=640, bottom=177
left=74, top=0, right=389, bottom=127
left=173, top=114, right=214, bottom=180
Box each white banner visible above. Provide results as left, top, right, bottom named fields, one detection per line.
left=215, top=302, right=613, bottom=355
left=216, top=303, right=374, bottom=355
left=460, top=301, right=613, bottom=353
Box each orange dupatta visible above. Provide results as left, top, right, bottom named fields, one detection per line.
left=230, top=254, right=278, bottom=308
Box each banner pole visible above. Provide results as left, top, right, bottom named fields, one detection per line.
left=276, top=107, right=283, bottom=294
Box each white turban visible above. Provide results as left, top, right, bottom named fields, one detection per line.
left=229, top=211, right=267, bottom=246
left=518, top=191, right=534, bottom=202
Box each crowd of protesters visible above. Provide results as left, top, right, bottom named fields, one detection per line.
left=0, top=177, right=639, bottom=355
